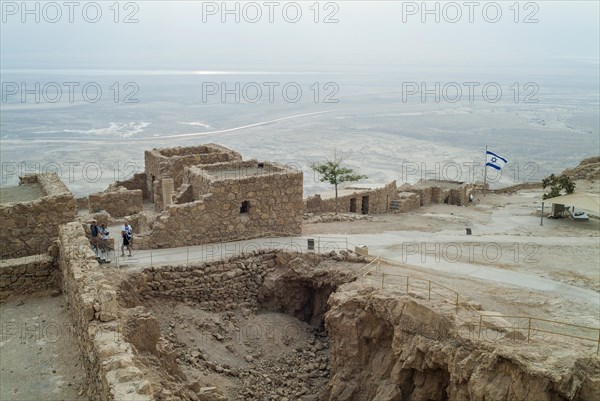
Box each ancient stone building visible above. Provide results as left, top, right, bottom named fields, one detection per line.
left=0, top=173, right=76, bottom=258
left=389, top=191, right=421, bottom=213
left=305, top=181, right=398, bottom=214
left=144, top=144, right=242, bottom=211
left=88, top=187, right=143, bottom=217
left=142, top=159, right=304, bottom=248
left=405, top=180, right=476, bottom=206
left=73, top=143, right=303, bottom=249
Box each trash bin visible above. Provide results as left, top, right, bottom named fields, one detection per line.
left=355, top=244, right=368, bottom=256
left=307, top=238, right=315, bottom=250
left=466, top=228, right=472, bottom=235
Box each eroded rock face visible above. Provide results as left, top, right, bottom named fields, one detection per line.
left=561, top=156, right=600, bottom=180
left=258, top=252, right=361, bottom=327
left=323, top=286, right=599, bottom=401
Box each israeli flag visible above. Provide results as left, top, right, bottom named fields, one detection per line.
left=486, top=150, right=508, bottom=170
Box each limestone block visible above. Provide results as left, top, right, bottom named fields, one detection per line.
left=96, top=287, right=119, bottom=322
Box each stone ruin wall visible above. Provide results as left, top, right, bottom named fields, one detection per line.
left=76, top=196, right=89, bottom=210
left=179, top=165, right=212, bottom=201
left=81, top=172, right=147, bottom=219
left=109, top=172, right=149, bottom=199
left=488, top=182, right=542, bottom=194
left=0, top=254, right=60, bottom=300
left=407, top=182, right=475, bottom=207
left=411, top=186, right=434, bottom=206
left=141, top=162, right=304, bottom=249
left=305, top=181, right=398, bottom=214
left=0, top=173, right=76, bottom=259
left=88, top=188, right=143, bottom=218
left=390, top=191, right=421, bottom=213
left=184, top=159, right=292, bottom=199
left=141, top=252, right=278, bottom=311
left=144, top=144, right=242, bottom=211
left=58, top=222, right=155, bottom=401
left=54, top=223, right=366, bottom=401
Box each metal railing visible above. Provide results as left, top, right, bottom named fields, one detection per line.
left=358, top=257, right=600, bottom=354
left=313, top=236, right=349, bottom=253
left=475, top=314, right=600, bottom=353
left=98, top=234, right=599, bottom=354
left=109, top=236, right=351, bottom=268
left=361, top=268, right=463, bottom=313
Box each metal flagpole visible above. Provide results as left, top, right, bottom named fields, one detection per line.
left=483, top=146, right=488, bottom=196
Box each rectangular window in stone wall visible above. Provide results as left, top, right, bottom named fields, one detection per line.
left=240, top=201, right=250, bottom=214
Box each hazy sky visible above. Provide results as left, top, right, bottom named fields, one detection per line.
left=1, top=1, right=599, bottom=71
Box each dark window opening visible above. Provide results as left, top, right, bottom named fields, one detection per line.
left=240, top=201, right=250, bottom=214
left=257, top=162, right=264, bottom=168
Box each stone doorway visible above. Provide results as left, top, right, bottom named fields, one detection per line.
left=361, top=196, right=369, bottom=214
left=350, top=198, right=357, bottom=213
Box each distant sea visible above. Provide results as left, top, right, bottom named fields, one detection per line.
left=1, top=63, right=598, bottom=197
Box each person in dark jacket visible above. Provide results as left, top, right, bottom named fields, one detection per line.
left=90, top=220, right=99, bottom=257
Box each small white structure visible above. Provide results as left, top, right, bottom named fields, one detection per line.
left=540, top=192, right=600, bottom=225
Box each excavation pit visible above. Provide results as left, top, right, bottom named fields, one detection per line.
left=125, top=250, right=365, bottom=400
left=144, top=300, right=331, bottom=400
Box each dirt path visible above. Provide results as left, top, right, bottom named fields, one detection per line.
left=303, top=187, right=600, bottom=335
left=0, top=293, right=87, bottom=401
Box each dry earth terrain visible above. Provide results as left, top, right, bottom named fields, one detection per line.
left=1, top=178, right=598, bottom=400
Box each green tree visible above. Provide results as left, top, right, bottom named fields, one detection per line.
left=542, top=174, right=575, bottom=200
left=309, top=155, right=367, bottom=214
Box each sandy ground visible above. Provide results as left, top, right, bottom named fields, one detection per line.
left=303, top=185, right=600, bottom=352
left=2, top=181, right=596, bottom=400
left=145, top=299, right=329, bottom=400
left=0, top=293, right=87, bottom=401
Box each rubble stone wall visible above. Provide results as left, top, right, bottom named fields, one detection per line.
left=305, top=181, right=397, bottom=214
left=0, top=173, right=76, bottom=259
left=407, top=182, right=475, bottom=206
left=89, top=188, right=143, bottom=217
left=58, top=222, right=154, bottom=401
left=0, top=254, right=59, bottom=300
left=414, top=186, right=433, bottom=206
left=489, top=182, right=542, bottom=194
left=76, top=197, right=89, bottom=210
left=142, top=162, right=303, bottom=249
left=108, top=173, right=149, bottom=199
left=141, top=251, right=277, bottom=310
left=144, top=144, right=242, bottom=211
left=390, top=192, right=421, bottom=213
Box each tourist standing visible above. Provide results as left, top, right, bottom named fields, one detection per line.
left=121, top=220, right=133, bottom=257
left=90, top=220, right=99, bottom=257
left=99, top=224, right=111, bottom=263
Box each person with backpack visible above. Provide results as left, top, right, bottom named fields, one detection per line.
left=121, top=220, right=133, bottom=257
left=90, top=220, right=100, bottom=257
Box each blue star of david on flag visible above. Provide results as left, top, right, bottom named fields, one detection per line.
left=486, top=150, right=508, bottom=170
